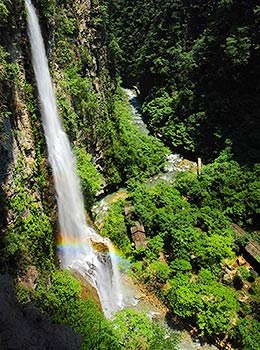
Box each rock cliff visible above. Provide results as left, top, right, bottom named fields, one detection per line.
left=0, top=274, right=82, bottom=349
left=0, top=0, right=112, bottom=274
left=0, top=0, right=114, bottom=345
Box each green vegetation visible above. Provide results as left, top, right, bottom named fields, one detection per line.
left=48, top=1, right=168, bottom=187
left=106, top=88, right=168, bottom=182
left=16, top=269, right=178, bottom=350
left=18, top=270, right=123, bottom=350
left=1, top=0, right=260, bottom=349
left=100, top=198, right=132, bottom=256
left=0, top=157, right=55, bottom=274
left=113, top=309, right=178, bottom=350
left=100, top=158, right=258, bottom=346
left=175, top=149, right=260, bottom=229
left=74, top=145, right=104, bottom=212
left=231, top=318, right=260, bottom=350
left=0, top=1, right=174, bottom=348
left=104, top=0, right=260, bottom=164
left=96, top=174, right=256, bottom=346
left=97, top=148, right=260, bottom=345
left=168, top=272, right=239, bottom=336
left=0, top=0, right=8, bottom=22
left=99, top=5, right=260, bottom=345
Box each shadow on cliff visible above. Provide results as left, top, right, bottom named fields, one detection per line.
left=0, top=274, right=82, bottom=349
left=0, top=105, right=14, bottom=274
left=0, top=0, right=21, bottom=275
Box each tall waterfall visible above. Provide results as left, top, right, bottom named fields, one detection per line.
left=25, top=0, right=123, bottom=318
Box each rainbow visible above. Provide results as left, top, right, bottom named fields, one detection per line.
left=57, top=237, right=125, bottom=261
left=57, top=237, right=87, bottom=251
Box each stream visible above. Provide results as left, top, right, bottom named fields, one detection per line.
left=93, top=88, right=218, bottom=350
left=124, top=88, right=197, bottom=182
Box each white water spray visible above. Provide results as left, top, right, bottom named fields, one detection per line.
left=25, top=0, right=123, bottom=318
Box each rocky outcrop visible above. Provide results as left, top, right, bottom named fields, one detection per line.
left=17, top=265, right=38, bottom=290
left=0, top=274, right=81, bottom=350
left=70, top=270, right=102, bottom=311
left=232, top=223, right=260, bottom=270
left=125, top=204, right=148, bottom=249
left=130, top=222, right=148, bottom=249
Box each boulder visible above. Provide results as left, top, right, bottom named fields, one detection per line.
left=130, top=221, right=148, bottom=249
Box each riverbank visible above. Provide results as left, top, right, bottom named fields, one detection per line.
left=92, top=88, right=221, bottom=350
left=120, top=271, right=219, bottom=350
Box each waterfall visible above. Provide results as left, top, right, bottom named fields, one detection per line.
left=25, top=0, right=123, bottom=318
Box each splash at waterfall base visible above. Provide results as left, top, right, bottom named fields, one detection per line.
left=57, top=235, right=121, bottom=315
left=62, top=238, right=112, bottom=313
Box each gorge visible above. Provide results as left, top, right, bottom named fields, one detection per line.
left=0, top=0, right=260, bottom=349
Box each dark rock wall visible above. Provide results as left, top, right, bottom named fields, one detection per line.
left=0, top=275, right=82, bottom=349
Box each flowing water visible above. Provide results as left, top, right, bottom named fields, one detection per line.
left=124, top=88, right=150, bottom=135
left=25, top=0, right=123, bottom=318
left=123, top=88, right=197, bottom=182
left=122, top=89, right=218, bottom=350
left=25, top=1, right=218, bottom=347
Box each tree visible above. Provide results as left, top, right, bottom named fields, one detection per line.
left=113, top=309, right=178, bottom=350
left=34, top=270, right=122, bottom=350
left=196, top=283, right=239, bottom=337
left=231, top=319, right=260, bottom=350
left=167, top=273, right=201, bottom=318
left=101, top=199, right=132, bottom=256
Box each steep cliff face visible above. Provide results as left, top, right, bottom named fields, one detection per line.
left=0, top=0, right=113, bottom=277
left=0, top=1, right=54, bottom=277
left=0, top=0, right=115, bottom=343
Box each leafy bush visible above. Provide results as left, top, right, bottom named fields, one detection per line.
left=113, top=309, right=178, bottom=350
left=100, top=199, right=132, bottom=256
left=231, top=319, right=260, bottom=350
left=74, top=146, right=104, bottom=211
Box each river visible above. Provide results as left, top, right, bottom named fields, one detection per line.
left=124, top=88, right=197, bottom=182
left=93, top=88, right=219, bottom=350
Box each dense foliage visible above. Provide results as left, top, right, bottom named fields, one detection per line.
left=175, top=148, right=260, bottom=229
left=17, top=270, right=123, bottom=350
left=99, top=150, right=260, bottom=346
left=74, top=145, right=104, bottom=212
left=0, top=6, right=55, bottom=276
left=99, top=6, right=260, bottom=344
left=107, top=88, right=168, bottom=182
left=104, top=0, right=260, bottom=164
left=109, top=172, right=259, bottom=346
left=1, top=0, right=260, bottom=349
left=1, top=1, right=176, bottom=348
left=100, top=198, right=132, bottom=256
left=41, top=0, right=168, bottom=186
left=17, top=269, right=178, bottom=350
left=113, top=309, right=178, bottom=350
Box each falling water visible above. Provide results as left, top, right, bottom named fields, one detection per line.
left=25, top=0, right=123, bottom=318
